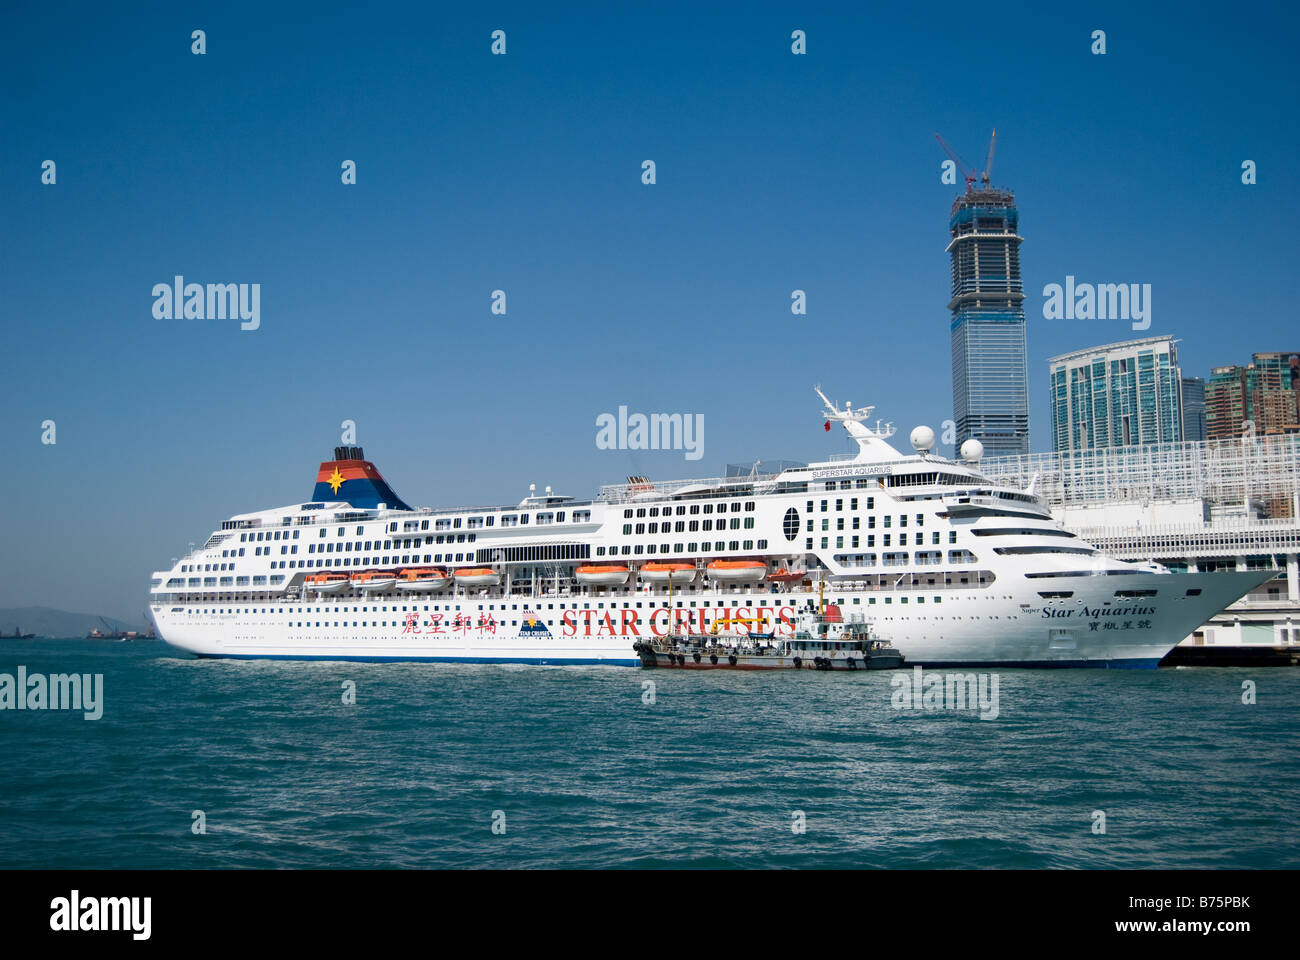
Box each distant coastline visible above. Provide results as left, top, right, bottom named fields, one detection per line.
left=0, top=606, right=151, bottom=640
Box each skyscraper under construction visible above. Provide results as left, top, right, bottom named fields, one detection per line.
left=948, top=184, right=1030, bottom=457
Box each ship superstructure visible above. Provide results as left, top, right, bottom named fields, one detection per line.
left=148, top=391, right=1273, bottom=667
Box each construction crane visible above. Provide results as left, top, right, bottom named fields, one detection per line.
left=934, top=129, right=997, bottom=192
left=983, top=128, right=997, bottom=187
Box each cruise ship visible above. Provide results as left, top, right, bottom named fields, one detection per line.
left=148, top=390, right=1273, bottom=667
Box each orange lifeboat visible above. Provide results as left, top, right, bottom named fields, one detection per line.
left=305, top=572, right=348, bottom=594
left=454, top=567, right=500, bottom=587
left=349, top=569, right=398, bottom=592
left=575, top=564, right=631, bottom=586
left=395, top=568, right=452, bottom=592
left=639, top=562, right=696, bottom=584
left=707, top=560, right=767, bottom=582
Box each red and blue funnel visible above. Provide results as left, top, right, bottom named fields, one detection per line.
left=311, top=446, right=412, bottom=511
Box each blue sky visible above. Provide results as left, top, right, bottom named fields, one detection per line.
left=2, top=1, right=1297, bottom=621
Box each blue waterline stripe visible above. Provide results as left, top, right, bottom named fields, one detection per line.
left=190, top=653, right=1161, bottom=669
left=911, top=658, right=1161, bottom=670
left=194, top=653, right=642, bottom=666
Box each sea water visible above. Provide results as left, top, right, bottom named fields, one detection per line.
left=1, top=638, right=1296, bottom=869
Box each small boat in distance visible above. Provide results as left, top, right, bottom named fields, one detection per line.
left=86, top=616, right=145, bottom=640
left=0, top=627, right=36, bottom=640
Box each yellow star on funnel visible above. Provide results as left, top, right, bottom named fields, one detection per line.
left=327, top=467, right=345, bottom=495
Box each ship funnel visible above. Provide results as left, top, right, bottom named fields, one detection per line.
left=312, top=447, right=411, bottom=510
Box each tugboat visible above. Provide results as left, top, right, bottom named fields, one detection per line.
left=634, top=606, right=903, bottom=671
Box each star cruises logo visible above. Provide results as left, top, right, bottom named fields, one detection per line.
left=327, top=467, right=346, bottom=495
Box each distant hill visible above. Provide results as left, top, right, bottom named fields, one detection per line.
left=0, top=607, right=151, bottom=639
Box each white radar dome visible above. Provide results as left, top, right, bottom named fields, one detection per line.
left=909, top=425, right=935, bottom=454
left=960, top=438, right=984, bottom=462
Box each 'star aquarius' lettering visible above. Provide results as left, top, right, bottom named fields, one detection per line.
left=1041, top=604, right=1157, bottom=619
left=0, top=666, right=103, bottom=719
left=151, top=275, right=260, bottom=330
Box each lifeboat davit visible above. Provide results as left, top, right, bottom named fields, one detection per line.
left=395, top=568, right=452, bottom=592
left=638, top=562, right=696, bottom=584
left=305, top=572, right=349, bottom=594
left=575, top=564, right=631, bottom=586
left=707, top=560, right=767, bottom=582
left=454, top=567, right=500, bottom=587
left=350, top=569, right=398, bottom=592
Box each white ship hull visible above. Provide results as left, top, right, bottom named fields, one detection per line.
left=153, top=568, right=1270, bottom=667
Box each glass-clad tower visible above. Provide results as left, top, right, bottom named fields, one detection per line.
left=949, top=188, right=1029, bottom=456
left=1048, top=336, right=1184, bottom=451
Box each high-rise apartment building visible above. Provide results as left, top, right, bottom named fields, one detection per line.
left=1205, top=352, right=1300, bottom=439
left=1048, top=336, right=1184, bottom=451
